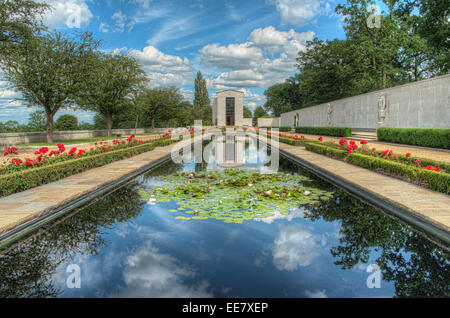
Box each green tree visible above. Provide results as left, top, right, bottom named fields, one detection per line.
left=243, top=105, right=252, bottom=118
left=55, top=114, right=78, bottom=131
left=193, top=71, right=211, bottom=121
left=2, top=31, right=100, bottom=142
left=75, top=52, right=148, bottom=136
left=155, top=87, right=183, bottom=128
left=0, top=0, right=48, bottom=61
left=263, top=79, right=302, bottom=116
left=27, top=110, right=46, bottom=131
left=253, top=106, right=269, bottom=125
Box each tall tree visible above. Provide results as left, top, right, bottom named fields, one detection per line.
left=243, top=106, right=252, bottom=118
left=0, top=0, right=48, bottom=61
left=193, top=71, right=211, bottom=121
left=2, top=31, right=99, bottom=142
left=75, top=52, right=148, bottom=136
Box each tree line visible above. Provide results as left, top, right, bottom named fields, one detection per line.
left=263, top=0, right=449, bottom=117
left=0, top=0, right=213, bottom=142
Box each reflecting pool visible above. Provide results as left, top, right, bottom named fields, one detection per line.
left=0, top=140, right=448, bottom=298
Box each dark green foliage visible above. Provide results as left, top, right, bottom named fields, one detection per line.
left=295, top=126, right=352, bottom=137
left=377, top=127, right=450, bottom=149
left=54, top=114, right=78, bottom=131
left=260, top=126, right=292, bottom=132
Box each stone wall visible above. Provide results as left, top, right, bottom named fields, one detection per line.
left=257, top=117, right=281, bottom=127
left=280, top=74, right=450, bottom=129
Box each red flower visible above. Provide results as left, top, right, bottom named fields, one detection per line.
left=352, top=144, right=358, bottom=150
left=4, top=147, right=19, bottom=156
left=68, top=147, right=77, bottom=156
left=75, top=150, right=85, bottom=158
left=339, top=138, right=347, bottom=146
left=39, top=147, right=49, bottom=154
left=414, top=160, right=421, bottom=165
left=372, top=148, right=376, bottom=151
left=11, top=158, right=23, bottom=166
left=36, top=155, right=43, bottom=163
left=406, top=153, right=411, bottom=157
left=318, top=137, right=323, bottom=141
left=360, top=140, right=368, bottom=145
left=25, top=158, right=35, bottom=167
left=346, top=145, right=353, bottom=153
left=57, top=143, right=65, bottom=151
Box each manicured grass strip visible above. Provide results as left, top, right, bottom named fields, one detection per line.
left=295, top=126, right=352, bottom=137
left=0, top=138, right=177, bottom=197
left=377, top=127, right=450, bottom=149
left=22, top=136, right=120, bottom=146
left=305, top=142, right=449, bottom=194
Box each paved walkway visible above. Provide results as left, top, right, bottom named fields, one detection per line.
left=275, top=141, right=450, bottom=232
left=0, top=143, right=175, bottom=236
left=284, top=132, right=450, bottom=163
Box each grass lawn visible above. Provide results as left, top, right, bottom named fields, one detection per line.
left=22, top=136, right=122, bottom=146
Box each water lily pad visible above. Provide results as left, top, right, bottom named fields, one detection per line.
left=140, top=169, right=334, bottom=224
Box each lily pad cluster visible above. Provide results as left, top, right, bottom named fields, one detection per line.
left=139, top=169, right=334, bottom=224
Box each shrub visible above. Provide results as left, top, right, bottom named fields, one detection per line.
left=305, top=143, right=449, bottom=194
left=295, top=126, right=352, bottom=137
left=0, top=137, right=179, bottom=197
left=260, top=126, right=292, bottom=132
left=55, top=114, right=79, bottom=131
left=377, top=127, right=450, bottom=149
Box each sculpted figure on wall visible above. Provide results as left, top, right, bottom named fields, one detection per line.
left=327, top=103, right=333, bottom=126
left=294, top=113, right=300, bottom=127
left=377, top=92, right=387, bottom=124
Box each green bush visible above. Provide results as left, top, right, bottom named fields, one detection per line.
left=0, top=138, right=179, bottom=197
left=377, top=127, right=450, bottom=149
left=305, top=143, right=449, bottom=194
left=260, top=126, right=292, bottom=132
left=55, top=114, right=79, bottom=131
left=295, top=126, right=352, bottom=137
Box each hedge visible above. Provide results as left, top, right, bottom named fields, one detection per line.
left=259, top=126, right=292, bottom=132
left=295, top=126, right=352, bottom=137
left=305, top=143, right=449, bottom=194
left=377, top=127, right=450, bottom=149
left=0, top=137, right=178, bottom=197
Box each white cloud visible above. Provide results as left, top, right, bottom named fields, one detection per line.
left=129, top=46, right=192, bottom=73
left=248, top=26, right=314, bottom=54
left=200, top=43, right=263, bottom=70
left=304, top=289, right=327, bottom=298
left=117, top=242, right=213, bottom=297
left=147, top=73, right=191, bottom=88
left=272, top=225, right=321, bottom=271
left=271, top=0, right=328, bottom=25
left=200, top=26, right=314, bottom=90
left=42, top=0, right=93, bottom=29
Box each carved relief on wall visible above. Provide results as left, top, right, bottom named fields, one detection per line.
left=327, top=103, right=333, bottom=126
left=377, top=92, right=387, bottom=124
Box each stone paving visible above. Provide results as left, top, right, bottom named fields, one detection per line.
left=275, top=141, right=450, bottom=231
left=0, top=143, right=175, bottom=236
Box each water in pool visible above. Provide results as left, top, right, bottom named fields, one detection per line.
left=0, top=140, right=448, bottom=298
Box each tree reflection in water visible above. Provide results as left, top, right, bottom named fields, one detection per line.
left=0, top=183, right=145, bottom=298
left=304, top=189, right=450, bottom=297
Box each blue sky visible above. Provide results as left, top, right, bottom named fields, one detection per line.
left=0, top=0, right=347, bottom=124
